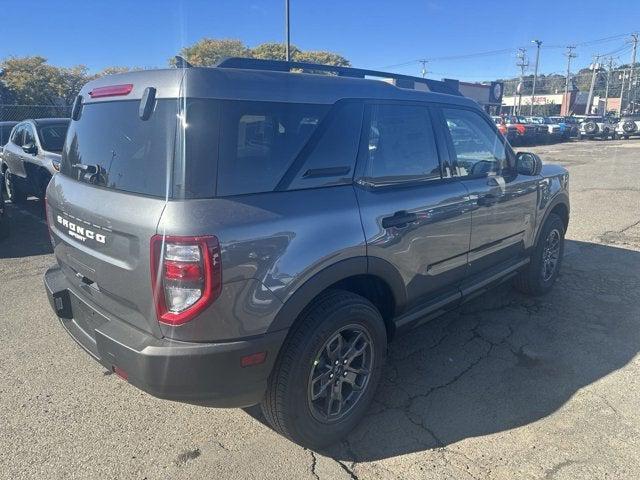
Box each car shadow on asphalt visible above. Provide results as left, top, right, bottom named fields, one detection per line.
left=246, top=239, right=640, bottom=461
left=0, top=198, right=52, bottom=259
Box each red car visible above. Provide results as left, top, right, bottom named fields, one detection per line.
left=503, top=115, right=536, bottom=145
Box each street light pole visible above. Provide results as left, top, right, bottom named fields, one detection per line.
left=530, top=40, right=542, bottom=115
left=285, top=0, right=291, bottom=61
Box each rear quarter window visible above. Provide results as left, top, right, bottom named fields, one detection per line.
left=217, top=101, right=330, bottom=196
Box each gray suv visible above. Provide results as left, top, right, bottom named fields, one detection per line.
left=44, top=58, right=569, bottom=449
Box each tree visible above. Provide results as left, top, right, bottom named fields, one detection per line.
left=173, top=38, right=250, bottom=66
left=171, top=38, right=350, bottom=67
left=251, top=42, right=301, bottom=61
left=96, top=66, right=134, bottom=76
left=0, top=56, right=89, bottom=105
left=295, top=49, right=350, bottom=67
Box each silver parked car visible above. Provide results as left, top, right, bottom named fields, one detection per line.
left=1, top=118, right=69, bottom=203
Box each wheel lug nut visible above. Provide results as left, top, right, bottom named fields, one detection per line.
left=343, top=371, right=348, bottom=376
left=335, top=360, right=339, bottom=365
left=343, top=359, right=347, bottom=364
left=329, top=373, right=334, bottom=378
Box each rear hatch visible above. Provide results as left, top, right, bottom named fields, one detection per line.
left=47, top=72, right=183, bottom=337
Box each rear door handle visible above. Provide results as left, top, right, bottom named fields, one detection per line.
left=382, top=211, right=418, bottom=229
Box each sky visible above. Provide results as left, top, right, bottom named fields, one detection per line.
left=1, top=0, right=638, bottom=82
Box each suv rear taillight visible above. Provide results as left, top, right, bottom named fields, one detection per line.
left=150, top=235, right=222, bottom=326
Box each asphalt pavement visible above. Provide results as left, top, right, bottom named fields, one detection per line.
left=1, top=138, right=639, bottom=479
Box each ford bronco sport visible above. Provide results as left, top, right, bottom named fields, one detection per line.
left=44, top=58, right=569, bottom=449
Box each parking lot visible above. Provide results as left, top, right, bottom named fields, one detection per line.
left=1, top=138, right=639, bottom=479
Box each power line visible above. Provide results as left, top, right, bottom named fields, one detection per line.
left=377, top=31, right=638, bottom=73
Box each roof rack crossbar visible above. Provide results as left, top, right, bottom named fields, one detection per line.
left=215, top=57, right=461, bottom=96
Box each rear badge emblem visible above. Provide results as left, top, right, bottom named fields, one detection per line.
left=56, top=215, right=106, bottom=244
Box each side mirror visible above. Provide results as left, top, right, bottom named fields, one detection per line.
left=22, top=143, right=38, bottom=155
left=516, top=152, right=542, bottom=176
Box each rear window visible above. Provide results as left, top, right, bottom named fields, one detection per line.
left=61, top=100, right=177, bottom=197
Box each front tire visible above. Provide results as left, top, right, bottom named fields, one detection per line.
left=514, top=213, right=565, bottom=296
left=261, top=290, right=387, bottom=449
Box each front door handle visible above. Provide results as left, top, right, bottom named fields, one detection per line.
left=382, top=210, right=418, bottom=229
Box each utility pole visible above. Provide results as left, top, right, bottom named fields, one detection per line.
left=285, top=0, right=291, bottom=61
left=530, top=40, right=542, bottom=115
left=563, top=46, right=577, bottom=115
left=628, top=33, right=638, bottom=113
left=620, top=68, right=629, bottom=115
left=585, top=55, right=601, bottom=116
left=603, top=57, right=614, bottom=115
left=516, top=48, right=529, bottom=115
left=419, top=60, right=429, bottom=78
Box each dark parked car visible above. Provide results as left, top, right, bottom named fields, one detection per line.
left=2, top=118, right=70, bottom=203
left=44, top=59, right=569, bottom=449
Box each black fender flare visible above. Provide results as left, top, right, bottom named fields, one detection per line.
left=534, top=192, right=570, bottom=246
left=267, top=256, right=406, bottom=333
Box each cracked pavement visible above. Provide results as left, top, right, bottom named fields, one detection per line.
left=1, top=139, right=639, bottom=479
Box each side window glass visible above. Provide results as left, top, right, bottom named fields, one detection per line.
left=362, top=104, right=441, bottom=183
left=24, top=125, right=36, bottom=146
left=12, top=125, right=24, bottom=146
left=442, top=108, right=506, bottom=178
left=217, top=101, right=329, bottom=196
left=286, top=102, right=363, bottom=190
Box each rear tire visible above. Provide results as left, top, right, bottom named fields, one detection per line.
left=5, top=172, right=28, bottom=204
left=514, top=213, right=565, bottom=296
left=261, top=290, right=387, bottom=449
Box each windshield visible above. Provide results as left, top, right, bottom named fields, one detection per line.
left=61, top=100, right=177, bottom=197
left=38, top=122, right=69, bottom=152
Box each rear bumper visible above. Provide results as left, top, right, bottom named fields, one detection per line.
left=44, top=265, right=287, bottom=407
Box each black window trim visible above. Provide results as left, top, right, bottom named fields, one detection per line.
left=274, top=98, right=364, bottom=192
left=354, top=99, right=451, bottom=190
left=433, top=104, right=516, bottom=180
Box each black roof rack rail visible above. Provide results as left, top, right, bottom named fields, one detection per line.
left=216, top=57, right=462, bottom=96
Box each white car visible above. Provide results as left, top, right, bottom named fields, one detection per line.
left=576, top=116, right=616, bottom=140
left=615, top=115, right=640, bottom=139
